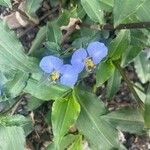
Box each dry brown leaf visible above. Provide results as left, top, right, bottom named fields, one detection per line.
left=30, top=111, right=35, bottom=125
left=60, top=18, right=81, bottom=31
left=13, top=0, right=23, bottom=5
left=16, top=11, right=29, bottom=26
left=3, top=11, right=29, bottom=29
left=18, top=1, right=26, bottom=12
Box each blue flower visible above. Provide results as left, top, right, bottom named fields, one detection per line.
left=71, top=41, right=108, bottom=73
left=39, top=56, right=78, bottom=87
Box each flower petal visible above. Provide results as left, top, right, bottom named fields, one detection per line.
left=60, top=64, right=78, bottom=87
left=71, top=48, right=87, bottom=73
left=87, top=41, right=108, bottom=64
left=39, top=56, right=63, bottom=73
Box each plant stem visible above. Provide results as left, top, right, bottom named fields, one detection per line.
left=18, top=6, right=59, bottom=38
left=113, top=61, right=144, bottom=110
left=1, top=95, right=24, bottom=115
left=81, top=22, right=150, bottom=30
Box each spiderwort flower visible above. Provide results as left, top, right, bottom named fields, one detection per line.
left=71, top=41, right=108, bottom=73
left=39, top=56, right=78, bottom=87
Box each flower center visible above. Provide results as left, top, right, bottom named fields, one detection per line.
left=50, top=71, right=60, bottom=81
left=85, top=58, right=96, bottom=71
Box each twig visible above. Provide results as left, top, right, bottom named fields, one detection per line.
left=113, top=60, right=144, bottom=110
left=81, top=22, right=150, bottom=31
left=18, top=6, right=59, bottom=38
left=60, top=29, right=74, bottom=45
left=60, top=19, right=81, bottom=45
left=1, top=95, right=24, bottom=115
left=11, top=97, right=23, bottom=115
left=132, top=83, right=145, bottom=93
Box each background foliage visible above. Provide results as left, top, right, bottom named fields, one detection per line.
left=0, top=0, right=150, bottom=149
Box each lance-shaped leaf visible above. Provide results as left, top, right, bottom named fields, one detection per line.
left=96, top=60, right=115, bottom=87
left=113, top=0, right=150, bottom=27
left=0, top=21, right=39, bottom=73
left=0, top=0, right=11, bottom=7
left=81, top=0, right=104, bottom=24
left=0, top=126, right=25, bottom=150
left=25, top=0, right=43, bottom=23
left=108, top=30, right=130, bottom=60
left=2, top=71, right=29, bottom=101
left=47, top=22, right=62, bottom=45
left=144, top=84, right=150, bottom=128
left=46, top=134, right=77, bottom=150
left=134, top=51, right=150, bottom=84
left=102, top=107, right=144, bottom=133
left=52, top=93, right=80, bottom=149
left=98, top=0, right=114, bottom=12
left=68, top=135, right=83, bottom=150
left=106, top=69, right=121, bottom=98
left=121, top=46, right=142, bottom=67
left=28, top=26, right=47, bottom=55
left=75, top=88, right=120, bottom=149
left=24, top=78, right=71, bottom=101
left=0, top=115, right=29, bottom=127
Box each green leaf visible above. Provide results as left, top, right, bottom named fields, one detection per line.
left=130, top=29, right=150, bottom=48
left=28, top=26, right=47, bottom=55
left=44, top=41, right=61, bottom=56
left=56, top=10, right=71, bottom=27
left=106, top=69, right=121, bottom=98
left=25, top=0, right=43, bottom=23
left=0, top=71, right=10, bottom=85
left=81, top=0, right=104, bottom=23
left=72, top=30, right=101, bottom=49
left=59, top=134, right=77, bottom=150
left=24, top=78, right=71, bottom=100
left=121, top=46, right=142, bottom=67
left=0, top=115, right=29, bottom=127
left=0, top=126, right=25, bottom=150
left=75, top=88, right=120, bottom=150
left=26, top=96, right=44, bottom=111
left=68, top=135, right=82, bottom=150
left=113, top=0, right=150, bottom=27
left=96, top=61, right=115, bottom=87
left=98, top=0, right=114, bottom=11
left=134, top=51, right=150, bottom=84
left=2, top=71, right=29, bottom=100
left=0, top=0, right=11, bottom=7
left=144, top=84, right=150, bottom=128
left=108, top=30, right=130, bottom=60
left=136, top=0, right=150, bottom=22
left=47, top=22, right=62, bottom=45
left=0, top=21, right=39, bottom=73
left=52, top=93, right=80, bottom=148
left=134, top=83, right=146, bottom=103
left=102, top=107, right=144, bottom=133
left=46, top=134, right=77, bottom=150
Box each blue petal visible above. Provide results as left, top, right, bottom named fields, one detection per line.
left=87, top=42, right=108, bottom=64
left=39, top=56, right=63, bottom=73
left=71, top=48, right=87, bottom=73
left=60, top=65, right=78, bottom=87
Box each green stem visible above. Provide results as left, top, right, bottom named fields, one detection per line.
left=113, top=61, right=144, bottom=110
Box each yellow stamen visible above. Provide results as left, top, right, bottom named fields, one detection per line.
left=85, top=58, right=96, bottom=71
left=50, top=71, right=60, bottom=81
